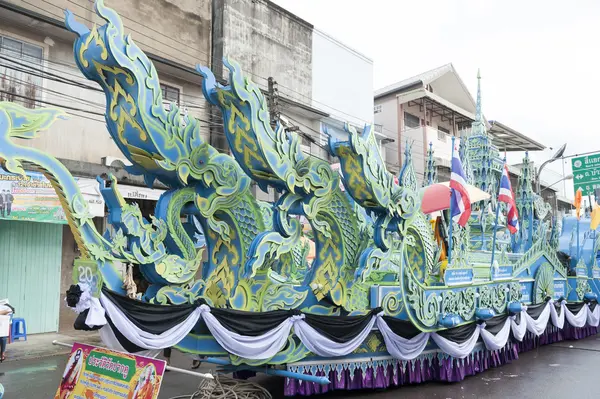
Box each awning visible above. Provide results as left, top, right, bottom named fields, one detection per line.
left=488, top=121, right=545, bottom=152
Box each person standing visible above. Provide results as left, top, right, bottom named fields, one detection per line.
left=3, top=190, right=13, bottom=217
left=0, top=191, right=4, bottom=218
left=0, top=300, right=13, bottom=362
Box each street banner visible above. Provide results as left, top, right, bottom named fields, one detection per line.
left=0, top=170, right=165, bottom=224
left=0, top=170, right=67, bottom=223
left=54, top=342, right=166, bottom=399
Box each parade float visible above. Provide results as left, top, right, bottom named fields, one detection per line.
left=2, top=1, right=600, bottom=396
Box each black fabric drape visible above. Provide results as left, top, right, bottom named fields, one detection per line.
left=436, top=322, right=478, bottom=343
left=102, top=287, right=198, bottom=335
left=589, top=302, right=597, bottom=312
left=303, top=308, right=381, bottom=343
left=73, top=309, right=102, bottom=331
left=210, top=308, right=293, bottom=337
left=106, top=316, right=145, bottom=353
left=554, top=302, right=562, bottom=316
left=382, top=316, right=422, bottom=339
left=566, top=302, right=586, bottom=314
left=526, top=299, right=550, bottom=320
left=483, top=315, right=509, bottom=335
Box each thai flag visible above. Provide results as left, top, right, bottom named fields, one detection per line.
left=499, top=164, right=519, bottom=234
left=450, top=150, right=471, bottom=226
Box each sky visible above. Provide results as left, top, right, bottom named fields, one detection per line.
left=272, top=0, right=600, bottom=199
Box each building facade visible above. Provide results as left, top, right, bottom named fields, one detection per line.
left=0, top=0, right=211, bottom=333
left=213, top=0, right=376, bottom=201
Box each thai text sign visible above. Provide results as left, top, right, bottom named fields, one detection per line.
left=572, top=153, right=600, bottom=196
left=0, top=170, right=67, bottom=223
left=444, top=268, right=473, bottom=286
left=554, top=281, right=566, bottom=300
left=54, top=342, right=166, bottom=399
left=491, top=266, right=513, bottom=280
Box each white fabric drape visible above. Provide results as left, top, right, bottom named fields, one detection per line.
left=565, top=304, right=589, bottom=328
left=294, top=314, right=378, bottom=358
left=99, top=325, right=161, bottom=358
left=480, top=319, right=511, bottom=351
left=200, top=305, right=294, bottom=360
left=523, top=302, right=552, bottom=336
left=510, top=314, right=528, bottom=341
left=100, top=292, right=203, bottom=350
left=587, top=305, right=600, bottom=327
left=376, top=317, right=431, bottom=360
left=85, top=297, right=107, bottom=328
left=550, top=302, right=565, bottom=329
left=431, top=325, right=483, bottom=359
left=93, top=291, right=600, bottom=361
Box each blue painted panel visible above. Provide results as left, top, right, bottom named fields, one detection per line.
left=0, top=220, right=62, bottom=334
left=553, top=280, right=567, bottom=300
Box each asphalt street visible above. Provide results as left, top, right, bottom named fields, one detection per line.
left=2, top=335, right=600, bottom=399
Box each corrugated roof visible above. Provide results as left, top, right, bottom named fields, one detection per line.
left=374, top=63, right=454, bottom=98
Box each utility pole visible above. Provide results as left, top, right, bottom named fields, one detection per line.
left=267, top=77, right=280, bottom=130
left=267, top=77, right=281, bottom=201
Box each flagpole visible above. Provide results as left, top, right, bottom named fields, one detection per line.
left=577, top=207, right=580, bottom=260
left=490, top=159, right=506, bottom=269
left=448, top=137, right=455, bottom=265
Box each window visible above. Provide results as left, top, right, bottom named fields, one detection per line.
left=374, top=104, right=382, bottom=114
left=437, top=126, right=449, bottom=142
left=404, top=112, right=420, bottom=129
left=160, top=83, right=180, bottom=105
left=0, top=35, right=44, bottom=108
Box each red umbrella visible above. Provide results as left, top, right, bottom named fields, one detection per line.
left=420, top=181, right=490, bottom=214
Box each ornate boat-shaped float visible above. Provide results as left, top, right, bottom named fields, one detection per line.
left=2, top=1, right=599, bottom=395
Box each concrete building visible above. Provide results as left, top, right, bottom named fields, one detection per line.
left=212, top=0, right=377, bottom=201
left=0, top=0, right=211, bottom=334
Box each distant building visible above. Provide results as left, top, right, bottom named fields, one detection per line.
left=374, top=63, right=571, bottom=216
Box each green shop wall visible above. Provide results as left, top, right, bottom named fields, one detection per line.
left=0, top=220, right=62, bottom=334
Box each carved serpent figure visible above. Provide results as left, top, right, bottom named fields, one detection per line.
left=198, top=60, right=364, bottom=309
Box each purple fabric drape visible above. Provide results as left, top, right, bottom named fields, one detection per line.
left=284, top=323, right=599, bottom=396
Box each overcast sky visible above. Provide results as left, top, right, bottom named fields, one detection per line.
left=272, top=0, right=600, bottom=199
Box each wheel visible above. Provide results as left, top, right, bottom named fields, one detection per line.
left=534, top=263, right=554, bottom=304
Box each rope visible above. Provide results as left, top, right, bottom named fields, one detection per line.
left=168, top=373, right=272, bottom=399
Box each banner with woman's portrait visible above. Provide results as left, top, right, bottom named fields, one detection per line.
left=54, top=343, right=166, bottom=399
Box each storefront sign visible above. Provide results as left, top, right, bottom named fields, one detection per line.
left=54, top=342, right=165, bottom=399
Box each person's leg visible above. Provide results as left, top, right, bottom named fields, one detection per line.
left=1, top=336, right=7, bottom=361
left=163, top=347, right=171, bottom=367
left=6, top=203, right=11, bottom=216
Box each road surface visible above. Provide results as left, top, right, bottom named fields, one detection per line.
left=1, top=335, right=599, bottom=398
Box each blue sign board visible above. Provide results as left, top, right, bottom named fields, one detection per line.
left=520, top=283, right=531, bottom=303
left=593, top=269, right=600, bottom=279
left=492, top=266, right=513, bottom=280
left=553, top=281, right=566, bottom=299
left=444, top=269, right=474, bottom=286
left=576, top=266, right=588, bottom=277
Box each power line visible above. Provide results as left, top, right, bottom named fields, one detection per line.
left=1, top=6, right=432, bottom=170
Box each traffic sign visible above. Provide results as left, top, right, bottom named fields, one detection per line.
left=572, top=153, right=600, bottom=196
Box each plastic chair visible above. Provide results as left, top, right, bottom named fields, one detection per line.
left=11, top=318, right=26, bottom=341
